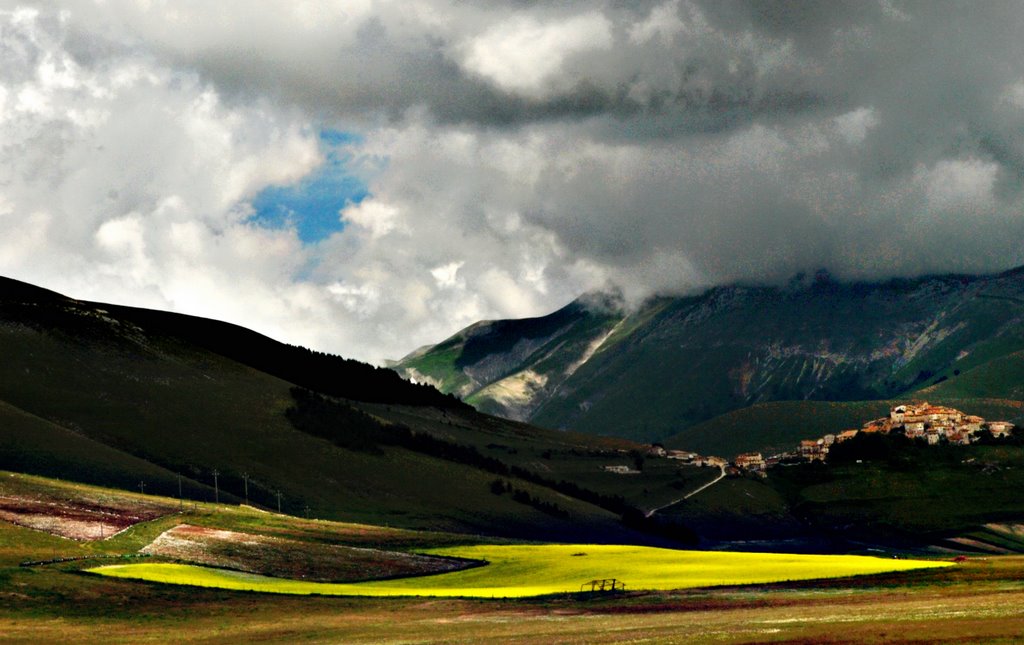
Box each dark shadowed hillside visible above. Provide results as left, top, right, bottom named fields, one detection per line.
left=0, top=277, right=464, bottom=410
left=0, top=276, right=705, bottom=546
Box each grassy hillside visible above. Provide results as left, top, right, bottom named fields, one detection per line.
left=0, top=277, right=461, bottom=411
left=659, top=476, right=804, bottom=544
left=0, top=276, right=719, bottom=545
left=354, top=402, right=719, bottom=513
left=0, top=325, right=634, bottom=540
left=664, top=400, right=892, bottom=456
left=917, top=350, right=1024, bottom=400
left=657, top=435, right=1024, bottom=550
left=0, top=399, right=200, bottom=495
left=769, top=440, right=1024, bottom=547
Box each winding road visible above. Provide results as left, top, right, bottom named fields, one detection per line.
left=644, top=464, right=727, bottom=518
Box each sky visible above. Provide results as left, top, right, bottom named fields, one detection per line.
left=2, top=1, right=1024, bottom=364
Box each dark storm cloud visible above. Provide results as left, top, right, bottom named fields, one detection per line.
left=63, top=0, right=842, bottom=132
left=8, top=1, right=1024, bottom=362
left=694, top=0, right=887, bottom=50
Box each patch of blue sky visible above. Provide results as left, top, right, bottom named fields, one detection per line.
left=250, top=129, right=371, bottom=244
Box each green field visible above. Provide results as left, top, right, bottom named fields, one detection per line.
left=90, top=544, right=950, bottom=598
left=3, top=470, right=1024, bottom=643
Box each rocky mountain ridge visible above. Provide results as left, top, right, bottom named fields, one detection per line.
left=396, top=268, right=1024, bottom=442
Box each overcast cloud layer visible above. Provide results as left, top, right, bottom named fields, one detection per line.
left=3, top=1, right=1024, bottom=363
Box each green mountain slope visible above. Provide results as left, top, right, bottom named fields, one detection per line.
left=0, top=276, right=706, bottom=545
left=397, top=269, right=1024, bottom=443
left=0, top=399, right=193, bottom=493
left=917, top=350, right=1024, bottom=400
left=397, top=294, right=627, bottom=419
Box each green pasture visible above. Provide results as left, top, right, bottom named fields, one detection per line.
left=90, top=543, right=951, bottom=598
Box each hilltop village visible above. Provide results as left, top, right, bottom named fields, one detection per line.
left=724, top=402, right=1016, bottom=475
left=605, top=402, right=1017, bottom=477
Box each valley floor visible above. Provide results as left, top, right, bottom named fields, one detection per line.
left=2, top=471, right=1023, bottom=643
left=4, top=558, right=1024, bottom=643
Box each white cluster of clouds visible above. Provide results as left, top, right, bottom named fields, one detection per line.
left=3, top=2, right=1024, bottom=363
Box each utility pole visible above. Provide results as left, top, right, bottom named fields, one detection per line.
left=275, top=490, right=283, bottom=513
left=177, top=473, right=183, bottom=511
left=242, top=472, right=249, bottom=505
left=139, top=480, right=145, bottom=495
left=212, top=469, right=220, bottom=503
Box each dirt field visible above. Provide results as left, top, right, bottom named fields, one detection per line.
left=142, top=523, right=477, bottom=582
left=0, top=474, right=173, bottom=540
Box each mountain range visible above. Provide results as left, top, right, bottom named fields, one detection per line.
left=395, top=268, right=1024, bottom=454
left=8, top=273, right=1024, bottom=551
